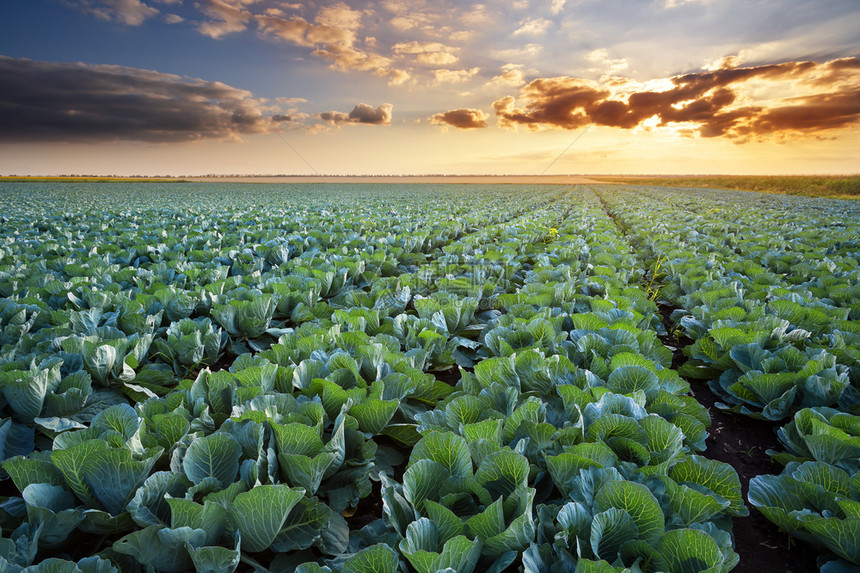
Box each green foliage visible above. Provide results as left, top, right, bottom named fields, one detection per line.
left=590, top=175, right=860, bottom=198
left=769, top=407, right=860, bottom=473
left=2, top=181, right=857, bottom=571
left=750, top=462, right=860, bottom=567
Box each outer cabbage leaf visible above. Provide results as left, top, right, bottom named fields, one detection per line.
left=593, top=480, right=664, bottom=543
left=226, top=484, right=305, bottom=553
left=408, top=432, right=473, bottom=479
left=182, top=433, right=242, bottom=489
left=655, top=527, right=727, bottom=573
left=400, top=518, right=482, bottom=573
left=112, top=525, right=207, bottom=572
left=21, top=484, right=84, bottom=547
left=668, top=456, right=748, bottom=517
left=341, top=543, right=399, bottom=573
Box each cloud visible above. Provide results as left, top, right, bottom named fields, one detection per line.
left=390, top=13, right=437, bottom=31
left=421, top=55, right=460, bottom=66
left=349, top=103, right=393, bottom=124
left=277, top=97, right=309, bottom=104
left=493, top=78, right=606, bottom=130
left=491, top=43, right=543, bottom=61
left=804, top=57, right=860, bottom=87
left=513, top=17, right=550, bottom=36
left=319, top=103, right=393, bottom=126
left=314, top=2, right=363, bottom=35
left=448, top=30, right=474, bottom=42
left=733, top=90, right=860, bottom=138
left=70, top=0, right=159, bottom=25
left=0, top=55, right=277, bottom=143
left=254, top=14, right=314, bottom=47
left=431, top=108, right=488, bottom=129
left=196, top=0, right=257, bottom=39
left=550, top=0, right=566, bottom=15
left=382, top=0, right=443, bottom=32
left=382, top=0, right=432, bottom=15
left=703, top=55, right=742, bottom=72
left=256, top=3, right=409, bottom=84
left=392, top=41, right=459, bottom=66
left=433, top=67, right=480, bottom=84
left=490, top=63, right=527, bottom=87
left=312, top=44, right=404, bottom=81
left=584, top=49, right=629, bottom=76
left=391, top=41, right=446, bottom=54
left=492, top=57, right=860, bottom=141
left=164, top=13, right=183, bottom=23
left=460, top=4, right=490, bottom=26
left=663, top=0, right=713, bottom=7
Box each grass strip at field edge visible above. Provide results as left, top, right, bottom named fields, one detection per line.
left=588, top=175, right=860, bottom=199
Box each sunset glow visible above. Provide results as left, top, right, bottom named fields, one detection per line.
left=1, top=0, right=858, bottom=175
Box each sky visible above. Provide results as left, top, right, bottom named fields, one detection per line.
left=0, top=0, right=859, bottom=176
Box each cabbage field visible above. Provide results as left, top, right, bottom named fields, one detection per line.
left=0, top=181, right=857, bottom=573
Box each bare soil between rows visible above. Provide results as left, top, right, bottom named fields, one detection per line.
left=691, top=384, right=819, bottom=572
left=656, top=302, right=819, bottom=573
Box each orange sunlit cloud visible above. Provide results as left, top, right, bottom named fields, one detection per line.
left=490, top=58, right=860, bottom=142
left=430, top=108, right=489, bottom=129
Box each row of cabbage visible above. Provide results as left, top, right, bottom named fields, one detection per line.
left=0, top=182, right=744, bottom=572
left=0, top=181, right=572, bottom=571
left=593, top=185, right=860, bottom=571
left=391, top=189, right=744, bottom=573
left=0, top=182, right=552, bottom=392
left=0, top=183, right=573, bottom=571
left=351, top=187, right=744, bottom=573
left=0, top=182, right=571, bottom=470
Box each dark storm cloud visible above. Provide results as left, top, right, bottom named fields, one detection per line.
left=493, top=57, right=860, bottom=140
left=0, top=55, right=273, bottom=143
left=430, top=108, right=488, bottom=129
left=319, top=103, right=393, bottom=125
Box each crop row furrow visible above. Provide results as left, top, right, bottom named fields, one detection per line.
left=592, top=184, right=860, bottom=572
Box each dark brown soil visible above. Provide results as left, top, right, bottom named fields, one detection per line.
left=0, top=476, right=18, bottom=497
left=433, top=365, right=462, bottom=386
left=344, top=480, right=384, bottom=530
left=691, top=383, right=820, bottom=572
left=187, top=352, right=234, bottom=378
left=656, top=302, right=695, bottom=370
